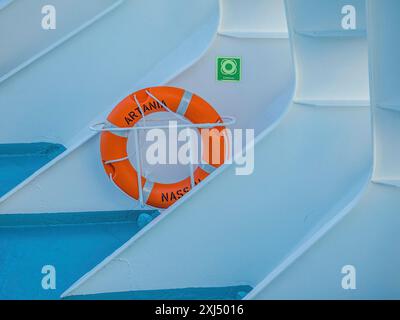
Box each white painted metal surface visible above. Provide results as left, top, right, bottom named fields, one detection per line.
left=0, top=0, right=123, bottom=83
left=62, top=0, right=372, bottom=298
left=0, top=0, right=218, bottom=207
left=247, top=0, right=400, bottom=299
left=1, top=0, right=396, bottom=300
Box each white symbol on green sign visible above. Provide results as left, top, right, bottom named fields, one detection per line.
left=216, top=57, right=241, bottom=82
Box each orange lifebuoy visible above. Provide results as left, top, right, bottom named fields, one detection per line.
left=100, top=86, right=227, bottom=209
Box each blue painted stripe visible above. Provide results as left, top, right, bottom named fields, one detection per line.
left=0, top=143, right=66, bottom=197
left=0, top=142, right=65, bottom=157
left=64, top=285, right=253, bottom=300
left=0, top=210, right=159, bottom=228
left=0, top=210, right=160, bottom=300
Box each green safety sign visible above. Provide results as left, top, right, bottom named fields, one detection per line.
left=216, top=56, right=241, bottom=82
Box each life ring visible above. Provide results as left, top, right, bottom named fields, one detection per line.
left=100, top=86, right=227, bottom=209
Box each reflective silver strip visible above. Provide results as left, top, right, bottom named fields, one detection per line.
left=143, top=180, right=155, bottom=204
left=105, top=120, right=129, bottom=138
left=199, top=163, right=216, bottom=174
left=176, top=91, right=193, bottom=116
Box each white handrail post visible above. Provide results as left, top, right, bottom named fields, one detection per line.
left=133, top=94, right=147, bottom=209
left=133, top=129, right=145, bottom=208
left=188, top=126, right=196, bottom=189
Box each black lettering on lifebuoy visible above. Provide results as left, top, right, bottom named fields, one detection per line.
left=125, top=111, right=139, bottom=125
left=160, top=178, right=203, bottom=203
left=148, top=101, right=157, bottom=110
left=160, top=100, right=167, bottom=109
left=170, top=192, right=177, bottom=201
left=125, top=117, right=133, bottom=125
left=161, top=193, right=169, bottom=203
left=129, top=111, right=138, bottom=119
